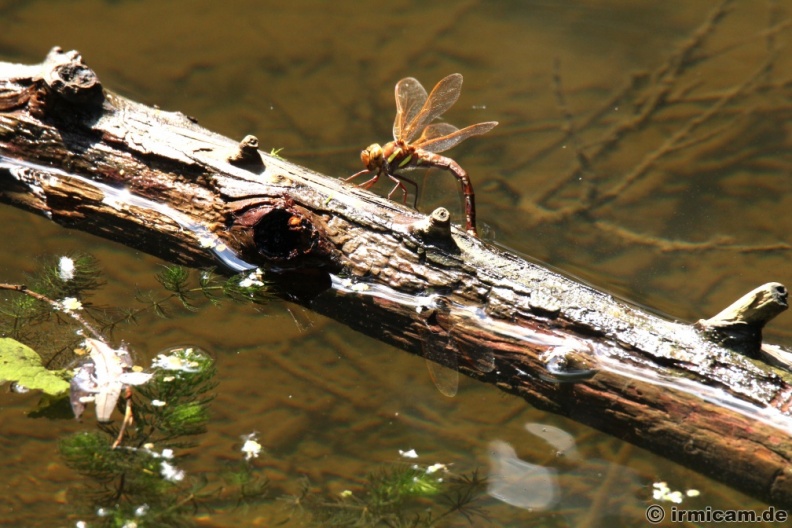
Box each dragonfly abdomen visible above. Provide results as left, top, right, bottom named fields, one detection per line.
left=413, top=150, right=477, bottom=236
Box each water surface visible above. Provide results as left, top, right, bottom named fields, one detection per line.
left=1, top=1, right=791, bottom=526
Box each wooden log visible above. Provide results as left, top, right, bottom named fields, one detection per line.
left=2, top=48, right=792, bottom=506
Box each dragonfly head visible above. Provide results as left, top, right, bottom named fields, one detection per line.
left=361, top=143, right=383, bottom=171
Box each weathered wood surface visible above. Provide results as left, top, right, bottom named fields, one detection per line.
left=2, top=48, right=792, bottom=506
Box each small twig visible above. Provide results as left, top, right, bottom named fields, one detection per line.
left=0, top=282, right=104, bottom=340
left=112, top=386, right=135, bottom=449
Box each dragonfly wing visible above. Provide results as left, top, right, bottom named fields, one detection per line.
left=86, top=338, right=124, bottom=384
left=394, top=77, right=428, bottom=141
left=401, top=73, right=463, bottom=143
left=413, top=122, right=459, bottom=146
left=94, top=382, right=122, bottom=422
left=418, top=121, right=498, bottom=153
left=425, top=357, right=459, bottom=398
left=420, top=327, right=459, bottom=398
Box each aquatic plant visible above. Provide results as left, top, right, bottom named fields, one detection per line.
left=284, top=463, right=488, bottom=527
left=1, top=254, right=489, bottom=526
left=60, top=346, right=225, bottom=527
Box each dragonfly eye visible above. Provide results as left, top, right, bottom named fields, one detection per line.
left=361, top=143, right=383, bottom=170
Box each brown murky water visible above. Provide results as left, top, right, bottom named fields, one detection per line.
left=1, top=1, right=791, bottom=526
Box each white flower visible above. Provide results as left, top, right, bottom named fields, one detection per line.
left=667, top=491, right=683, bottom=503
left=652, top=481, right=669, bottom=500
left=160, top=461, right=185, bottom=482
left=425, top=463, right=448, bottom=474
left=398, top=449, right=419, bottom=459
left=241, top=433, right=262, bottom=461
left=60, top=297, right=83, bottom=311
left=119, top=371, right=153, bottom=386
left=151, top=399, right=167, bottom=407
left=151, top=349, right=201, bottom=373
left=58, top=256, right=76, bottom=281
left=653, top=481, right=685, bottom=503
left=160, top=449, right=174, bottom=459
left=239, top=269, right=265, bottom=288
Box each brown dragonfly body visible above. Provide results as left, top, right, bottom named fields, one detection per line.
left=347, top=73, right=497, bottom=236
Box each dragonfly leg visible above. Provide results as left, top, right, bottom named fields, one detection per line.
left=387, top=172, right=420, bottom=209
left=346, top=169, right=379, bottom=189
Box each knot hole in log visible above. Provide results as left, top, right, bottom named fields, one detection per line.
left=229, top=200, right=335, bottom=268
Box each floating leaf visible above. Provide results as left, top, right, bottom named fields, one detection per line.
left=0, top=337, right=70, bottom=396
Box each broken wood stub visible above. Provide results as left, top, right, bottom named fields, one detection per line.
left=697, top=282, right=789, bottom=358
left=29, top=48, right=104, bottom=122
left=227, top=135, right=265, bottom=172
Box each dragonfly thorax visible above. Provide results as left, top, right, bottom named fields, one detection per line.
left=361, top=140, right=416, bottom=173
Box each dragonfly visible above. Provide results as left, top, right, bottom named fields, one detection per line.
left=347, top=73, right=498, bottom=236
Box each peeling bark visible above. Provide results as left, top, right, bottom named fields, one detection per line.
left=2, top=48, right=792, bottom=506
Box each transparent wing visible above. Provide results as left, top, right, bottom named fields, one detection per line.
left=414, top=122, right=459, bottom=145
left=423, top=342, right=459, bottom=398
left=393, top=77, right=428, bottom=141
left=419, top=324, right=459, bottom=398
left=425, top=357, right=459, bottom=398
left=400, top=73, right=463, bottom=143
left=415, top=121, right=498, bottom=153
